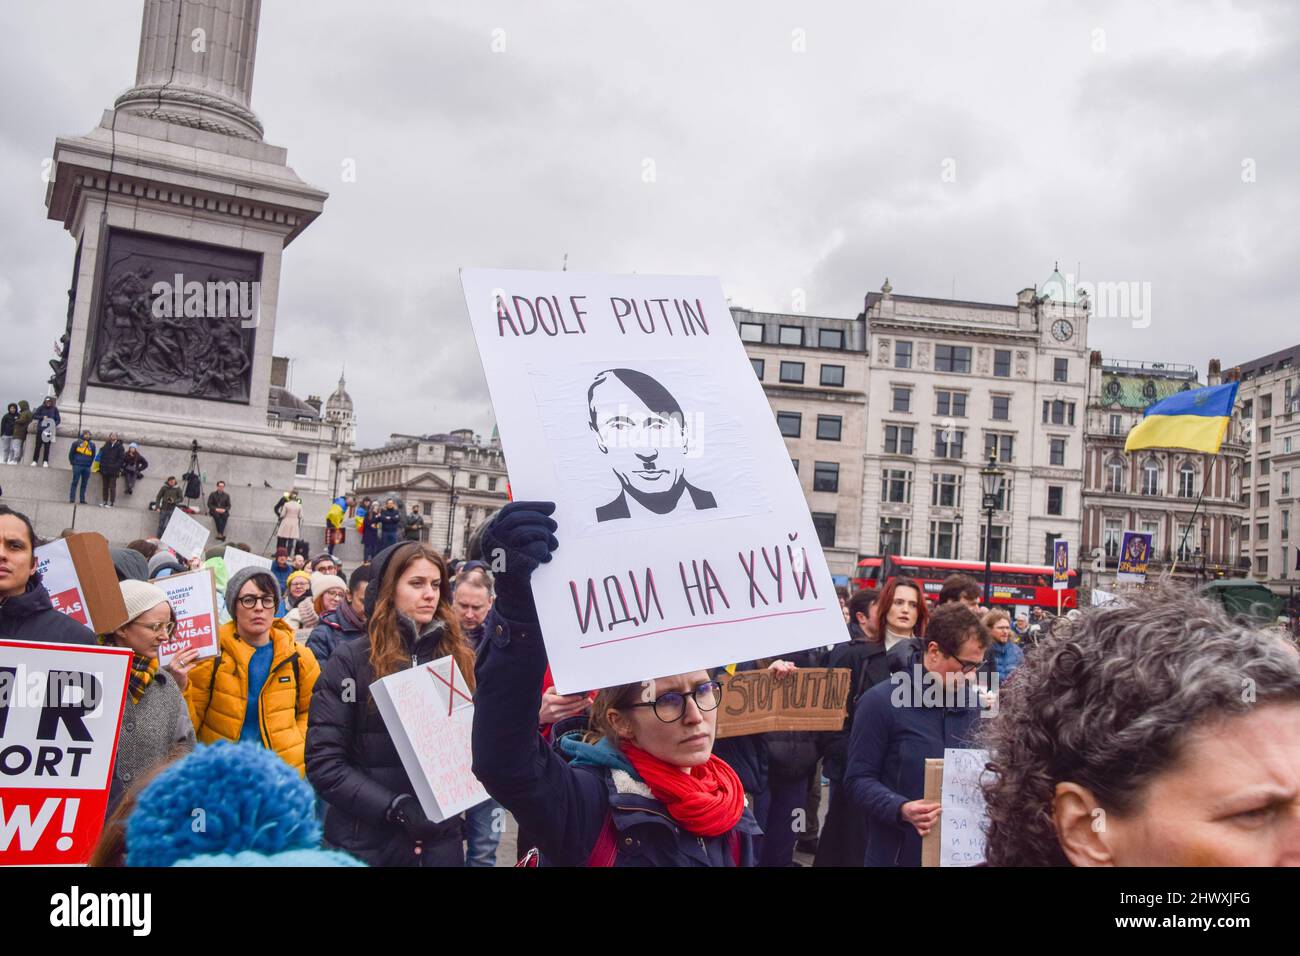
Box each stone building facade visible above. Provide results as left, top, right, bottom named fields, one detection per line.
left=265, top=358, right=357, bottom=496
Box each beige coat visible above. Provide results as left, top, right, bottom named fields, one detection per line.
left=277, top=498, right=303, bottom=538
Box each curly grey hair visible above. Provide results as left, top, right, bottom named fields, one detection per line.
left=979, top=582, right=1300, bottom=866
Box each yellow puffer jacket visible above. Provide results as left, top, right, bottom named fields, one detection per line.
left=184, top=619, right=320, bottom=774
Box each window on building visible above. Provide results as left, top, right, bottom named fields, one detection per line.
left=993, top=477, right=1013, bottom=512
left=931, top=472, right=963, bottom=508
left=816, top=416, right=842, bottom=441
left=792, top=459, right=799, bottom=473
left=1242, top=523, right=1250, bottom=541
left=488, top=477, right=498, bottom=491
left=1106, top=455, right=1126, bottom=493
left=1284, top=471, right=1292, bottom=496
left=468, top=474, right=478, bottom=489
left=777, top=411, right=801, bottom=437
left=1047, top=485, right=1064, bottom=515
left=1042, top=400, right=1076, bottom=426
left=1140, top=520, right=1160, bottom=556
left=936, top=390, right=967, bottom=417
left=1049, top=437, right=1066, bottom=467
left=1243, top=460, right=1252, bottom=478
left=812, top=512, right=837, bottom=549
left=894, top=341, right=913, bottom=368
left=880, top=517, right=909, bottom=556
left=818, top=328, right=845, bottom=349
left=1261, top=458, right=1271, bottom=475
left=934, top=428, right=966, bottom=459
left=1258, top=522, right=1269, bottom=540
left=1242, top=399, right=1253, bottom=418
left=813, top=461, right=840, bottom=492
left=295, top=452, right=309, bottom=477
left=779, top=361, right=805, bottom=383
left=1259, top=489, right=1270, bottom=508
left=1109, top=414, right=1123, bottom=436
left=1177, top=525, right=1196, bottom=562
left=750, top=358, right=764, bottom=378
left=1104, top=519, right=1122, bottom=558
left=820, top=364, right=845, bottom=387
left=1283, top=510, right=1291, bottom=539
left=892, top=386, right=912, bottom=413
left=929, top=520, right=960, bottom=559
left=739, top=322, right=764, bottom=343
left=991, top=395, right=1010, bottom=421
left=935, top=345, right=972, bottom=373
left=1141, top=458, right=1161, bottom=495
left=1054, top=357, right=1068, bottom=382
left=1178, top=463, right=1196, bottom=498
left=884, top=425, right=914, bottom=455
left=1285, top=437, right=1294, bottom=454
left=1261, top=394, right=1273, bottom=419
left=1258, top=556, right=1269, bottom=575
left=993, top=349, right=1012, bottom=378
left=1260, top=425, right=1272, bottom=442
left=984, top=432, right=1014, bottom=463
left=881, top=468, right=913, bottom=503
left=778, top=326, right=804, bottom=346
left=979, top=525, right=1008, bottom=563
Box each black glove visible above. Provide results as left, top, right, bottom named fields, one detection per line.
left=481, top=500, right=559, bottom=622
left=386, top=793, right=434, bottom=840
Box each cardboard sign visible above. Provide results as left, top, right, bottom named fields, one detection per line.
left=460, top=269, right=845, bottom=693
left=715, top=667, right=851, bottom=738
left=222, top=546, right=272, bottom=577
left=160, top=508, right=209, bottom=560
left=0, top=640, right=132, bottom=866
left=921, top=749, right=993, bottom=868
left=370, top=655, right=488, bottom=823
left=154, top=568, right=220, bottom=667
left=1116, top=530, right=1153, bottom=584
left=1052, top=539, right=1070, bottom=591
left=33, top=534, right=128, bottom=636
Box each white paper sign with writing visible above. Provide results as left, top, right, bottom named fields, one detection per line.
left=939, top=747, right=992, bottom=867
left=460, top=269, right=845, bottom=693
left=370, top=655, right=488, bottom=823
left=34, top=538, right=93, bottom=632
left=222, top=546, right=272, bottom=577
left=160, top=508, right=209, bottom=560
left=155, top=568, right=220, bottom=667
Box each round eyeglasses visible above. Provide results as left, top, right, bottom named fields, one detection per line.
left=628, top=681, right=724, bottom=723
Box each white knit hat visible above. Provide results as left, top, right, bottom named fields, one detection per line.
left=119, top=580, right=171, bottom=624
left=310, top=572, right=346, bottom=598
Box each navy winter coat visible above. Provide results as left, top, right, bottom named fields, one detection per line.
left=0, top=574, right=97, bottom=645
left=471, top=607, right=761, bottom=866
left=303, top=603, right=366, bottom=665
left=843, top=650, right=981, bottom=867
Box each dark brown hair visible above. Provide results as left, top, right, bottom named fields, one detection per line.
left=874, top=576, right=929, bottom=637
left=938, top=573, right=982, bottom=605
left=924, top=603, right=990, bottom=657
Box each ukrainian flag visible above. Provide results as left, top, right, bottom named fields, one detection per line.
left=1124, top=380, right=1240, bottom=454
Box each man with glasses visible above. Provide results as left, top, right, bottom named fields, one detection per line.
left=843, top=603, right=991, bottom=866
left=183, top=567, right=320, bottom=772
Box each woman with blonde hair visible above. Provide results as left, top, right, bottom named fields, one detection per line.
left=306, top=541, right=475, bottom=866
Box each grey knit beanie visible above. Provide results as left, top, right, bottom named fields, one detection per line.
left=224, top=566, right=282, bottom=619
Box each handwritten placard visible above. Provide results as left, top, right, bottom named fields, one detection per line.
left=160, top=508, right=209, bottom=560
left=222, top=546, right=272, bottom=577
left=715, top=667, right=850, bottom=738
left=370, top=655, right=488, bottom=823
left=938, top=748, right=992, bottom=868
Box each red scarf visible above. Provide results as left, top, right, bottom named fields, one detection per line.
left=620, top=741, right=745, bottom=837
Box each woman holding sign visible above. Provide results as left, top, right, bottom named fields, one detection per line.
left=98, top=580, right=197, bottom=812
left=470, top=502, right=762, bottom=867
left=305, top=541, right=476, bottom=867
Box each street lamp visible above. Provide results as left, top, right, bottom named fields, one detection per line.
left=445, top=463, right=460, bottom=556
left=979, top=452, right=1005, bottom=605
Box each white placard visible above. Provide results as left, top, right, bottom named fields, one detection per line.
left=155, top=568, right=220, bottom=667
left=939, top=747, right=991, bottom=868
left=460, top=269, right=845, bottom=693
left=160, top=508, right=209, bottom=560
left=0, top=640, right=131, bottom=865
left=33, top=538, right=93, bottom=632
left=370, top=655, right=488, bottom=823
left=222, top=546, right=272, bottom=577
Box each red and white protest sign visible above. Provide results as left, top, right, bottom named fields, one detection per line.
left=0, top=640, right=132, bottom=866
left=33, top=539, right=91, bottom=630
left=370, top=655, right=488, bottom=823
left=154, top=568, right=220, bottom=667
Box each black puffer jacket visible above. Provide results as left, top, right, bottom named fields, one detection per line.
left=98, top=440, right=126, bottom=477
left=0, top=574, right=97, bottom=645
left=305, top=542, right=464, bottom=867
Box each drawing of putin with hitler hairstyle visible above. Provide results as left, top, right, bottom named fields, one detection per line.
left=588, top=368, right=717, bottom=522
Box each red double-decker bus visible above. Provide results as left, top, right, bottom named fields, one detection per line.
left=851, top=554, right=1078, bottom=610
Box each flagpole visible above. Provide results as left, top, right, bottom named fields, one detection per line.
left=1170, top=453, right=1216, bottom=577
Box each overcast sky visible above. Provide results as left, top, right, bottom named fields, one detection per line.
left=2, top=0, right=1296, bottom=448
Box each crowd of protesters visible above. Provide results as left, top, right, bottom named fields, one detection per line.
left=2, top=494, right=1297, bottom=869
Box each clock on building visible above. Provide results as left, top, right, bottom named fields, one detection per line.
left=1051, top=318, right=1074, bottom=342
